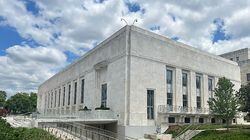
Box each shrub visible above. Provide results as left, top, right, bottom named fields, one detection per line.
left=0, top=117, right=58, bottom=140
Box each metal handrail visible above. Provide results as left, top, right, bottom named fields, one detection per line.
left=69, top=121, right=137, bottom=140
left=63, top=123, right=118, bottom=140
left=72, top=122, right=117, bottom=137
left=63, top=122, right=118, bottom=139
left=42, top=121, right=137, bottom=140
left=36, top=111, right=137, bottom=139
left=174, top=124, right=193, bottom=138
left=42, top=122, right=119, bottom=140
left=180, top=124, right=202, bottom=140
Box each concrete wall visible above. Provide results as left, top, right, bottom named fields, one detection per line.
left=127, top=26, right=241, bottom=127
left=37, top=26, right=129, bottom=126
left=220, top=48, right=249, bottom=62
left=239, top=60, right=250, bottom=85
left=220, top=48, right=250, bottom=85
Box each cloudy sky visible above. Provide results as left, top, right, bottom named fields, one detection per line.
left=0, top=0, right=250, bottom=97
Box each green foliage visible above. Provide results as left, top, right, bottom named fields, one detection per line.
left=29, top=92, right=37, bottom=112
left=0, top=90, right=7, bottom=107
left=5, top=92, right=37, bottom=114
left=207, top=77, right=238, bottom=129
left=192, top=129, right=250, bottom=140
left=165, top=125, right=184, bottom=137
left=237, top=83, right=250, bottom=113
left=166, top=124, right=250, bottom=137
left=0, top=117, right=58, bottom=140
left=165, top=124, right=233, bottom=137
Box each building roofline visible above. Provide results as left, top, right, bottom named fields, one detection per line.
left=130, top=25, right=238, bottom=66
left=39, top=25, right=239, bottom=88
left=39, top=25, right=129, bottom=88
left=219, top=48, right=249, bottom=56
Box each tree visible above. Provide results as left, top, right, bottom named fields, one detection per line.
left=5, top=92, right=37, bottom=114
left=237, top=83, right=250, bottom=120
left=0, top=90, right=7, bottom=107
left=29, top=92, right=37, bottom=112
left=208, top=77, right=238, bottom=130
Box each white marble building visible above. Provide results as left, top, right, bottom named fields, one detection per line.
left=37, top=25, right=241, bottom=138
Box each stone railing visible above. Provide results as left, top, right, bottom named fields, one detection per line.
left=37, top=110, right=117, bottom=121
left=158, top=105, right=210, bottom=114
left=78, top=110, right=117, bottom=120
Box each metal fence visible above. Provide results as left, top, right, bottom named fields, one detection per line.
left=40, top=122, right=137, bottom=140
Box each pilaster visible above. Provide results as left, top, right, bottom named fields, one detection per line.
left=203, top=75, right=209, bottom=109
left=175, top=68, right=182, bottom=108
left=190, top=71, right=196, bottom=110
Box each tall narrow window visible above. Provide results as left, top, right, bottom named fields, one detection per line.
left=51, top=92, right=53, bottom=108
left=68, top=84, right=71, bottom=105
left=48, top=92, right=50, bottom=109
left=236, top=56, right=239, bottom=61
left=167, top=69, right=173, bottom=108
left=63, top=87, right=65, bottom=106
left=74, top=82, right=77, bottom=104
left=247, top=73, right=250, bottom=81
left=54, top=90, right=57, bottom=108
left=183, top=95, right=188, bottom=107
left=147, top=90, right=154, bottom=119
left=182, top=73, right=188, bottom=87
left=45, top=94, right=47, bottom=110
left=101, top=83, right=107, bottom=107
left=58, top=88, right=61, bottom=107
left=196, top=75, right=201, bottom=109
left=208, top=77, right=213, bottom=99
left=182, top=72, right=188, bottom=109
left=197, top=96, right=201, bottom=108
left=81, top=79, right=85, bottom=103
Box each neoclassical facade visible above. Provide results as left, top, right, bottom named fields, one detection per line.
left=37, top=25, right=241, bottom=139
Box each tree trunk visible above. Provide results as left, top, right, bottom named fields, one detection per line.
left=226, top=119, right=229, bottom=132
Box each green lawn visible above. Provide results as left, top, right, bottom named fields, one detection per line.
left=165, top=124, right=250, bottom=138
left=0, top=117, right=58, bottom=140
left=192, top=129, right=250, bottom=140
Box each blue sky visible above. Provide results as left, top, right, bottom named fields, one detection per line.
left=0, top=26, right=25, bottom=55
left=0, top=0, right=250, bottom=96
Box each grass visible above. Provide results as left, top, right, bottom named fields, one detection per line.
left=192, top=129, right=250, bottom=140
left=165, top=124, right=223, bottom=137
left=165, top=124, right=250, bottom=138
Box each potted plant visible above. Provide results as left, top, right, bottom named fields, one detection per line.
left=79, top=106, right=91, bottom=111
left=95, top=104, right=110, bottom=110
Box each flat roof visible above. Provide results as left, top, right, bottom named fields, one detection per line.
left=220, top=48, right=249, bottom=56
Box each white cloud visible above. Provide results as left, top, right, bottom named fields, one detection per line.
left=225, top=8, right=250, bottom=39
left=0, top=45, right=66, bottom=97
left=0, top=0, right=54, bottom=45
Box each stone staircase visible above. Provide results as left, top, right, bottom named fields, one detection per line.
left=173, top=130, right=203, bottom=140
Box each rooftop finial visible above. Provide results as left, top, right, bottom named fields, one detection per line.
left=121, top=18, right=128, bottom=25
left=121, top=18, right=138, bottom=25
left=132, top=19, right=138, bottom=25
